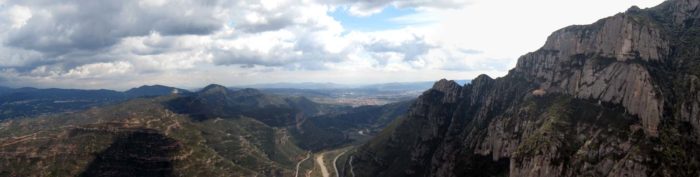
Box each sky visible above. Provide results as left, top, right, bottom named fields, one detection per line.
left=0, top=0, right=666, bottom=90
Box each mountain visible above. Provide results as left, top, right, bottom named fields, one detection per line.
left=125, top=85, right=191, bottom=97
left=343, top=1, right=700, bottom=177
left=0, top=85, right=190, bottom=120
left=167, top=84, right=343, bottom=126
left=0, top=86, right=12, bottom=96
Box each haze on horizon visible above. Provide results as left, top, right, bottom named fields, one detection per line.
left=0, top=0, right=664, bottom=90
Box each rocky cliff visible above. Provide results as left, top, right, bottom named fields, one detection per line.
left=345, top=0, right=700, bottom=177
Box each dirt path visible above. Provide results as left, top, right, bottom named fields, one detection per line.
left=348, top=155, right=355, bottom=177
left=332, top=150, right=349, bottom=177
left=316, top=152, right=330, bottom=177
left=295, top=152, right=311, bottom=177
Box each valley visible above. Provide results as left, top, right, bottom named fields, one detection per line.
left=294, top=146, right=354, bottom=177
left=0, top=84, right=411, bottom=176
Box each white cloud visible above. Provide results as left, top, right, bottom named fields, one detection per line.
left=63, top=61, right=133, bottom=78
left=5, top=5, right=31, bottom=29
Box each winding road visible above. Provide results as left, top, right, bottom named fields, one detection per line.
left=295, top=152, right=311, bottom=177
left=332, top=150, right=349, bottom=177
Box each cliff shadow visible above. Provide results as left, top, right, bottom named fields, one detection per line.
left=79, top=130, right=181, bottom=177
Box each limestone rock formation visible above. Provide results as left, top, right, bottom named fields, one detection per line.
left=345, top=0, right=700, bottom=177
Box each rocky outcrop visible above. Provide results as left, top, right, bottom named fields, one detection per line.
left=430, top=79, right=462, bottom=103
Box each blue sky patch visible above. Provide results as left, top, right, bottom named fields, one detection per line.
left=330, top=6, right=417, bottom=32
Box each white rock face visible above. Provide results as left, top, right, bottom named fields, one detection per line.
left=542, top=14, right=669, bottom=62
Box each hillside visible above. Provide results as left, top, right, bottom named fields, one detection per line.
left=291, top=100, right=413, bottom=151
left=0, top=94, right=321, bottom=176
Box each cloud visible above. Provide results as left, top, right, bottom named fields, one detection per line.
left=0, top=0, right=229, bottom=86
left=2, top=5, right=31, bottom=29
left=0, top=0, right=524, bottom=88
left=3, top=0, right=224, bottom=55
left=364, top=35, right=435, bottom=62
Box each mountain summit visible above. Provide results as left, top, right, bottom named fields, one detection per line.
left=199, top=84, right=229, bottom=94
left=125, top=85, right=190, bottom=97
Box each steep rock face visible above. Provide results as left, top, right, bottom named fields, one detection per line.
left=515, top=9, right=669, bottom=135
left=516, top=51, right=663, bottom=135
left=346, top=1, right=700, bottom=177
left=541, top=11, right=669, bottom=62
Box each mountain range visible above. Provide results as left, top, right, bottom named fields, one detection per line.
left=0, top=85, right=190, bottom=120
left=0, top=83, right=409, bottom=176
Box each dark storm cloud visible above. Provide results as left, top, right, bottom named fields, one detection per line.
left=4, top=0, right=224, bottom=55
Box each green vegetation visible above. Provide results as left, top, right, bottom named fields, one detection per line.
left=514, top=96, right=573, bottom=158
